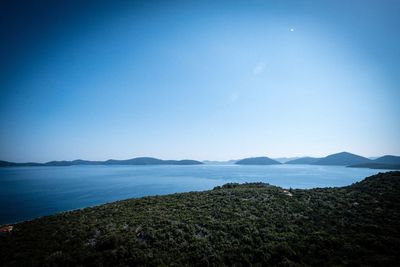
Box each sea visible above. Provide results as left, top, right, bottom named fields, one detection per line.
left=0, top=164, right=385, bottom=224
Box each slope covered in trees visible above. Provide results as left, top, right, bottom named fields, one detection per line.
left=1, top=172, right=399, bottom=266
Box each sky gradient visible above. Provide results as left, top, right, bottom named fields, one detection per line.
left=1, top=0, right=399, bottom=162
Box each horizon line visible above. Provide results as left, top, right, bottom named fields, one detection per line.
left=1, top=151, right=398, bottom=164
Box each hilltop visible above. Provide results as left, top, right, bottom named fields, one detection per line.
left=1, top=172, right=399, bottom=266
left=373, top=155, right=400, bottom=164
left=235, top=157, right=281, bottom=165
left=285, top=153, right=400, bottom=170
left=349, top=155, right=400, bottom=170
left=2, top=153, right=399, bottom=169
left=311, top=152, right=371, bottom=166
left=285, top=157, right=320, bottom=164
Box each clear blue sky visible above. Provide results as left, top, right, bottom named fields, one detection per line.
left=0, top=0, right=399, bottom=162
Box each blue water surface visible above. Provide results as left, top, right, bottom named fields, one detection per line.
left=0, top=164, right=383, bottom=224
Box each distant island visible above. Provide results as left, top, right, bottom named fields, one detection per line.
left=234, top=152, right=400, bottom=169
left=348, top=155, right=400, bottom=170
left=285, top=152, right=400, bottom=170
left=285, top=157, right=321, bottom=164
left=1, top=172, right=399, bottom=266
left=235, top=157, right=281, bottom=165
left=2, top=153, right=399, bottom=169
left=311, top=152, right=371, bottom=166
left=0, top=157, right=203, bottom=167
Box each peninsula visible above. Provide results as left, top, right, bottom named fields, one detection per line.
left=1, top=172, right=399, bottom=266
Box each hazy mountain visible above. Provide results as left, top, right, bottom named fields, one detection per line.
left=312, top=152, right=371, bottom=166
left=285, top=157, right=321, bottom=164
left=44, top=160, right=103, bottom=166
left=4, top=154, right=397, bottom=168
left=0, top=161, right=42, bottom=167
left=348, top=155, right=400, bottom=170
left=0, top=157, right=203, bottom=167
left=235, top=157, right=281, bottom=165
left=373, top=155, right=400, bottom=165
left=105, top=157, right=166, bottom=165
left=165, top=160, right=204, bottom=165
left=0, top=160, right=19, bottom=167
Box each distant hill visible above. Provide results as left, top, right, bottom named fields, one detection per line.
left=44, top=160, right=103, bottom=166
left=0, top=160, right=18, bottom=167
left=285, top=157, right=320, bottom=164
left=348, top=155, right=400, bottom=170
left=312, top=152, right=371, bottom=166
left=0, top=157, right=203, bottom=167
left=165, top=160, right=204, bottom=165
left=0, top=160, right=42, bottom=167
left=374, top=155, right=400, bottom=165
left=235, top=157, right=281, bottom=165
left=4, top=154, right=398, bottom=168
left=105, top=157, right=166, bottom=165
left=104, top=158, right=203, bottom=165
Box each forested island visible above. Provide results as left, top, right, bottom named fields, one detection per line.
left=2, top=153, right=399, bottom=169
left=285, top=152, right=400, bottom=170
left=0, top=157, right=203, bottom=167
left=1, top=172, right=399, bottom=266
left=235, top=156, right=281, bottom=165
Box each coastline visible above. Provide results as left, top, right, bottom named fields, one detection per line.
left=1, top=171, right=399, bottom=266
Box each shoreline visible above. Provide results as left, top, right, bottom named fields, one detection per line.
left=0, top=171, right=393, bottom=227
left=1, top=171, right=399, bottom=266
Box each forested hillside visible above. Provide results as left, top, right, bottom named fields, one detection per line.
left=1, top=172, right=399, bottom=266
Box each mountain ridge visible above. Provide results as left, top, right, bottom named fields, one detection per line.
left=0, top=157, right=203, bottom=167
left=2, top=153, right=399, bottom=169
left=348, top=155, right=400, bottom=170
left=285, top=157, right=321, bottom=164
left=311, top=152, right=371, bottom=166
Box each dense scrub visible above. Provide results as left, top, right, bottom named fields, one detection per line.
left=1, top=172, right=399, bottom=266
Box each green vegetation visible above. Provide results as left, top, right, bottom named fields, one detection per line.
left=1, top=172, right=400, bottom=266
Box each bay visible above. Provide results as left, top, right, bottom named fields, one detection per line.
left=0, top=164, right=382, bottom=224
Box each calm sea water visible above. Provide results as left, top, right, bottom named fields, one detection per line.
left=0, top=164, right=382, bottom=224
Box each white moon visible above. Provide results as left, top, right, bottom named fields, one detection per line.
left=290, top=28, right=295, bottom=32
